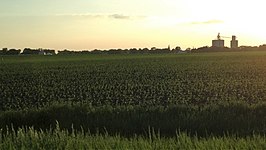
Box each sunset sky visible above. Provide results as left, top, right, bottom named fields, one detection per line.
left=0, top=0, right=265, bottom=50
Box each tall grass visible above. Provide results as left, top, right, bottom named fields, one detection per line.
left=0, top=102, right=266, bottom=137
left=0, top=124, right=266, bottom=150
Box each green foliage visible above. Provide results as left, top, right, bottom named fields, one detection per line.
left=0, top=124, right=266, bottom=150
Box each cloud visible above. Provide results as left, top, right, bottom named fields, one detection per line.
left=109, top=14, right=130, bottom=19
left=55, top=13, right=104, bottom=18
left=189, top=19, right=224, bottom=25
left=55, top=13, right=146, bottom=20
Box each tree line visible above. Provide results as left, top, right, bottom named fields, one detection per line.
left=1, top=45, right=266, bottom=55
left=57, top=46, right=183, bottom=55
left=0, top=48, right=56, bottom=55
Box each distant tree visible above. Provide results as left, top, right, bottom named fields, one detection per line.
left=6, top=49, right=21, bottom=55
left=2, top=48, right=8, bottom=53
left=0, top=48, right=8, bottom=55
left=142, top=48, right=149, bottom=53
left=172, top=46, right=181, bottom=53
left=185, top=48, right=191, bottom=53
left=91, top=49, right=102, bottom=54
left=129, top=48, right=138, bottom=54
left=22, top=48, right=39, bottom=55
left=151, top=47, right=157, bottom=51
left=58, top=49, right=73, bottom=55
left=258, top=44, right=266, bottom=51
left=0, top=48, right=21, bottom=55
left=175, top=46, right=181, bottom=51
left=43, top=49, right=56, bottom=55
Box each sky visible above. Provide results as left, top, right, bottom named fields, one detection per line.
left=0, top=0, right=265, bottom=50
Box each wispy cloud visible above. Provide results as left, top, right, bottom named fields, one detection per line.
left=55, top=13, right=104, bottom=18
left=109, top=14, right=130, bottom=19
left=189, top=19, right=224, bottom=25
left=55, top=13, right=146, bottom=20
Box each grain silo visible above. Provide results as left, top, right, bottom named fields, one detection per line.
left=230, top=35, right=238, bottom=48
left=212, top=33, right=224, bottom=48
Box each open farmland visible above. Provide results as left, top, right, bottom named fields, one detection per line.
left=1, top=51, right=266, bottom=148
left=1, top=52, right=266, bottom=110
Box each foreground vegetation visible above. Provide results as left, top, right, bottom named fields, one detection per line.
left=2, top=51, right=266, bottom=148
left=0, top=103, right=266, bottom=137
left=1, top=124, right=266, bottom=150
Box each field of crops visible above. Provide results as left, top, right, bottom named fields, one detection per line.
left=1, top=52, right=266, bottom=110
left=1, top=51, right=266, bottom=148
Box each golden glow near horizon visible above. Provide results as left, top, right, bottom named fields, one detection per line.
left=0, top=0, right=265, bottom=50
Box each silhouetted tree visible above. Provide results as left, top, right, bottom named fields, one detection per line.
left=172, top=46, right=181, bottom=53
left=0, top=48, right=21, bottom=55
left=22, top=48, right=39, bottom=55
left=129, top=48, right=138, bottom=54
left=6, top=49, right=21, bottom=55
left=43, top=49, right=56, bottom=55
left=2, top=48, right=8, bottom=54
